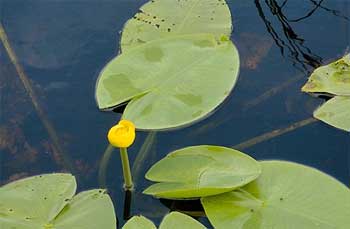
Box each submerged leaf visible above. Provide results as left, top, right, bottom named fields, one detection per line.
left=143, top=145, right=261, bottom=199
left=96, top=34, right=240, bottom=130
left=302, top=54, right=350, bottom=96
left=0, top=174, right=116, bottom=229
left=314, top=96, right=350, bottom=132
left=120, top=0, right=232, bottom=51
left=201, top=161, right=350, bottom=229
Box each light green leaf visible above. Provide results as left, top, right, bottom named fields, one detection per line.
left=96, top=34, right=240, bottom=130
left=201, top=161, right=350, bottom=229
left=120, top=0, right=232, bottom=52
left=302, top=54, right=350, bottom=96
left=122, top=212, right=206, bottom=229
left=314, top=96, right=350, bottom=132
left=0, top=174, right=117, bottom=229
left=52, top=190, right=116, bottom=229
left=122, top=216, right=156, bottom=229
left=0, top=173, right=76, bottom=228
left=159, top=212, right=206, bottom=229
left=143, top=145, right=261, bottom=199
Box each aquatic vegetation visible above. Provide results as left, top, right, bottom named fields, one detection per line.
left=122, top=211, right=205, bottom=229
left=120, top=0, right=232, bottom=52
left=95, top=0, right=240, bottom=130
left=143, top=145, right=261, bottom=199
left=107, top=120, right=136, bottom=190
left=0, top=174, right=116, bottom=229
left=201, top=161, right=350, bottom=228
left=108, top=120, right=136, bottom=148
left=302, top=54, right=350, bottom=131
left=96, top=34, right=239, bottom=130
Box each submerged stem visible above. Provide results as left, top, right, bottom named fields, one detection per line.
left=98, top=144, right=115, bottom=188
left=120, top=147, right=133, bottom=190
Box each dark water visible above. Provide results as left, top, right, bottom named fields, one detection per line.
left=0, top=0, right=349, bottom=227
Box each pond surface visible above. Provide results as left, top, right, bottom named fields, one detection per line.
left=1, top=0, right=349, bottom=227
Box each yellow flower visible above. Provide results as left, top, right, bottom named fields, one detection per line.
left=107, top=120, right=135, bottom=148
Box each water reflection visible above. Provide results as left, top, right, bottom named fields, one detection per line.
left=255, top=0, right=349, bottom=72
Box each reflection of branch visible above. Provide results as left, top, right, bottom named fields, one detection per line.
left=0, top=23, right=76, bottom=174
left=232, top=117, right=318, bottom=150
left=255, top=0, right=324, bottom=72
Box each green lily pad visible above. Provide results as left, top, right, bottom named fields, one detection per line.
left=159, top=212, right=206, bottom=229
left=122, top=212, right=206, bottom=229
left=143, top=145, right=261, bottom=199
left=120, top=0, right=232, bottom=52
left=201, top=161, right=350, bottom=229
left=0, top=174, right=116, bottom=229
left=122, top=216, right=156, bottom=229
left=96, top=34, right=240, bottom=130
left=302, top=54, right=350, bottom=96
left=314, top=96, right=350, bottom=132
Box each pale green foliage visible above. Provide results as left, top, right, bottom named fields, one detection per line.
left=0, top=174, right=116, bottom=229
left=122, top=216, right=156, bottom=229
left=201, top=161, right=350, bottom=229
left=143, top=145, right=261, bottom=199
left=123, top=212, right=206, bottom=229
left=302, top=54, right=350, bottom=131
left=302, top=54, right=350, bottom=96
left=120, top=0, right=232, bottom=52
left=96, top=34, right=239, bottom=130
left=314, top=96, right=350, bottom=131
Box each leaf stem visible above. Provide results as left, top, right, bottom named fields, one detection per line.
left=120, top=147, right=133, bottom=190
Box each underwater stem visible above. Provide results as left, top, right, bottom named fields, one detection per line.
left=120, top=147, right=133, bottom=190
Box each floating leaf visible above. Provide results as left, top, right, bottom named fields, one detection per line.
left=96, top=34, right=240, bottom=130
left=314, top=96, right=350, bottom=132
left=302, top=54, right=350, bottom=96
left=52, top=190, right=116, bottom=229
left=0, top=174, right=116, bottom=229
left=122, top=216, right=156, bottom=229
left=201, top=161, right=350, bottom=229
left=143, top=145, right=261, bottom=199
left=159, top=212, right=206, bottom=229
left=120, top=0, right=232, bottom=52
left=123, top=212, right=206, bottom=229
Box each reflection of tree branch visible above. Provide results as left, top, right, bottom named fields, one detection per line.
left=255, top=0, right=324, bottom=73
left=288, top=0, right=324, bottom=22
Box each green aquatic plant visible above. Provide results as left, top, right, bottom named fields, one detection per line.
left=0, top=174, right=116, bottom=229
left=95, top=0, right=240, bottom=130
left=201, top=161, right=350, bottom=228
left=143, top=145, right=261, bottom=199
left=96, top=34, right=239, bottom=130
left=122, top=211, right=205, bottom=229
left=107, top=119, right=136, bottom=190
left=120, top=0, right=232, bottom=51
left=302, top=54, right=350, bottom=131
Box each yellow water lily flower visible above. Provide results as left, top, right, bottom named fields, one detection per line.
left=108, top=120, right=135, bottom=148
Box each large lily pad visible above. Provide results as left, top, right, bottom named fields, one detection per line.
left=302, top=54, right=350, bottom=96
left=96, top=34, right=240, bottom=130
left=120, top=0, right=232, bottom=52
left=143, top=145, right=261, bottom=199
left=122, top=212, right=206, bottom=229
left=314, top=96, right=350, bottom=132
left=0, top=174, right=116, bottom=229
left=201, top=161, right=350, bottom=229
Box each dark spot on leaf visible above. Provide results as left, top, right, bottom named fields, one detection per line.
left=167, top=28, right=171, bottom=32
left=155, top=24, right=160, bottom=28
left=250, top=209, right=254, bottom=212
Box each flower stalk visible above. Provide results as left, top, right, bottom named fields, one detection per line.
left=119, top=147, right=133, bottom=190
